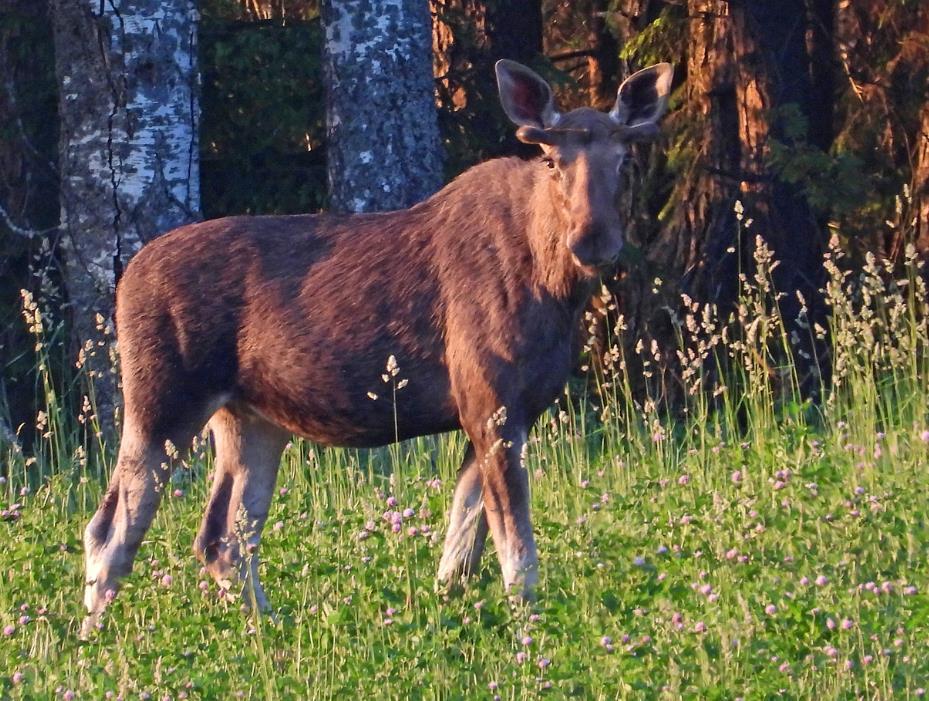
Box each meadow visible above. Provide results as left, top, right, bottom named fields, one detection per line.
left=2, top=233, right=929, bottom=699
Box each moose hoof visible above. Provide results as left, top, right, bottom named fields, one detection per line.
left=79, top=612, right=101, bottom=640
left=503, top=560, right=538, bottom=602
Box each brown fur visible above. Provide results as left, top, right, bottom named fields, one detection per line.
left=80, top=61, right=672, bottom=632
left=116, top=156, right=585, bottom=447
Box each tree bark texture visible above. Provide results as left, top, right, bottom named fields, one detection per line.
left=483, top=0, right=542, bottom=65
left=322, top=0, right=443, bottom=213
left=607, top=0, right=828, bottom=398
left=734, top=0, right=826, bottom=320
left=0, top=0, right=59, bottom=446
left=432, top=0, right=542, bottom=101
left=586, top=0, right=620, bottom=109
left=0, top=0, right=59, bottom=243
left=646, top=1, right=825, bottom=311
left=834, top=0, right=929, bottom=256
left=657, top=0, right=741, bottom=305
left=431, top=0, right=485, bottom=110
left=611, top=0, right=740, bottom=349
left=430, top=0, right=543, bottom=170
left=52, top=0, right=200, bottom=429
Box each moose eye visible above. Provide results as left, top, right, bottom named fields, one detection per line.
left=542, top=157, right=556, bottom=170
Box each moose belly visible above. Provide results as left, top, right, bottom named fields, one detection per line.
left=234, top=341, right=460, bottom=448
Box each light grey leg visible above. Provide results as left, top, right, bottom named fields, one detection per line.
left=437, top=444, right=489, bottom=582
left=193, top=407, right=288, bottom=612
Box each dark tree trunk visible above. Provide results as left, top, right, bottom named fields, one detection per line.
left=587, top=0, right=620, bottom=108
left=431, top=0, right=543, bottom=166
left=432, top=0, right=542, bottom=83
left=661, top=0, right=827, bottom=315
left=665, top=0, right=741, bottom=306
left=735, top=0, right=826, bottom=329
left=610, top=0, right=829, bottom=398
left=485, top=0, right=542, bottom=63
left=806, top=0, right=835, bottom=153
left=833, top=0, right=928, bottom=256
left=0, top=0, right=59, bottom=448
left=322, top=0, right=443, bottom=213
left=52, top=0, right=200, bottom=433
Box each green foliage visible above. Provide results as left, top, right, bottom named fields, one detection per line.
left=616, top=4, right=686, bottom=68
left=199, top=14, right=328, bottom=217
left=767, top=104, right=870, bottom=218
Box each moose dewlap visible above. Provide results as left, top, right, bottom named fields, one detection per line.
left=80, top=59, right=673, bottom=635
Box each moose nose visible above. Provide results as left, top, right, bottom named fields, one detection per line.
left=568, top=228, right=624, bottom=268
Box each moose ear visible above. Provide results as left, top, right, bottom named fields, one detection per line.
left=495, top=59, right=560, bottom=129
left=610, top=63, right=673, bottom=128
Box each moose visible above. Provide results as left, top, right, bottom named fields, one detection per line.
left=81, top=59, right=673, bottom=634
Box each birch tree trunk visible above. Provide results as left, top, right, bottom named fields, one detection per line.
left=52, top=0, right=200, bottom=434
left=322, top=0, right=443, bottom=213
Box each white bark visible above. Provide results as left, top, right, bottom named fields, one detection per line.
left=52, top=0, right=200, bottom=430
left=322, top=0, right=443, bottom=213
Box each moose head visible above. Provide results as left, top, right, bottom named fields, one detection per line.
left=496, top=59, right=673, bottom=271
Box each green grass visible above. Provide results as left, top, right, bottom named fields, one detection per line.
left=2, top=238, right=929, bottom=699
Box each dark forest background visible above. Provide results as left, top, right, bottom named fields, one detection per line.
left=1, top=0, right=928, bottom=448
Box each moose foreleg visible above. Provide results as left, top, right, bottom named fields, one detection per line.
left=469, top=421, right=538, bottom=600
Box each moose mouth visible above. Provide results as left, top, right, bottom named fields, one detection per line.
left=571, top=255, right=621, bottom=277
left=569, top=240, right=624, bottom=274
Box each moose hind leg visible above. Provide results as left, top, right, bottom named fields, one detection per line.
left=193, top=407, right=288, bottom=612
left=437, top=443, right=489, bottom=583
left=82, top=425, right=183, bottom=635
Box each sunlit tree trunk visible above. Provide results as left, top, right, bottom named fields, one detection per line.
left=733, top=1, right=826, bottom=325
left=656, top=0, right=741, bottom=306
left=655, top=1, right=825, bottom=312
left=610, top=0, right=740, bottom=360
left=431, top=0, right=542, bottom=167
left=52, top=0, right=200, bottom=433
left=914, top=102, right=929, bottom=254
left=431, top=0, right=542, bottom=98
left=833, top=0, right=928, bottom=256
left=322, top=0, right=443, bottom=213
left=586, top=0, right=620, bottom=108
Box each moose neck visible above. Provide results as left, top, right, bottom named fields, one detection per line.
left=526, top=162, right=597, bottom=308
